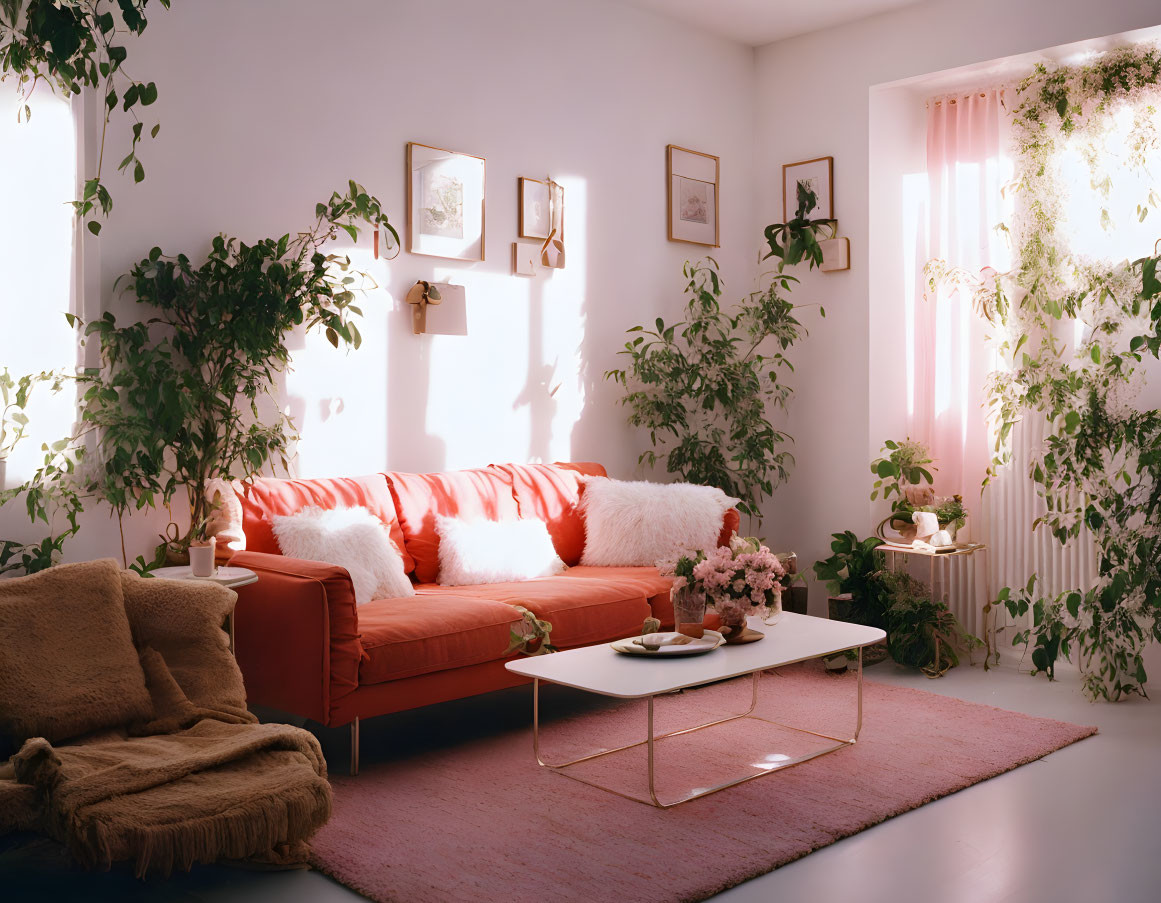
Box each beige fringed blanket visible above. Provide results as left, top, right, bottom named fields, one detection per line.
left=0, top=560, right=332, bottom=875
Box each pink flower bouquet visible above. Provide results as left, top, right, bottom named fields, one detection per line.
left=663, top=535, right=786, bottom=625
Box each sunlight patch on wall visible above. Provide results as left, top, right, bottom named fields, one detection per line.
left=425, top=178, right=588, bottom=470
left=902, top=171, right=928, bottom=420
left=282, top=179, right=588, bottom=476
left=282, top=245, right=390, bottom=478
left=0, top=90, right=77, bottom=483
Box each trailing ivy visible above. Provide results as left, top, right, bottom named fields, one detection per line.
left=928, top=45, right=1161, bottom=699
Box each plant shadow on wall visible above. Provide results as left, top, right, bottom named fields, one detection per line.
left=0, top=185, right=399, bottom=573
left=926, top=45, right=1161, bottom=700
left=605, top=259, right=817, bottom=523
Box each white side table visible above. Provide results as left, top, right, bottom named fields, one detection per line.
left=150, top=565, right=258, bottom=653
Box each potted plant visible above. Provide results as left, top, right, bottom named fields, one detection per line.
left=606, top=259, right=812, bottom=523
left=75, top=183, right=399, bottom=569
left=876, top=569, right=981, bottom=677
left=762, top=182, right=838, bottom=272
left=870, top=438, right=936, bottom=542
left=812, top=532, right=889, bottom=667
left=870, top=439, right=970, bottom=543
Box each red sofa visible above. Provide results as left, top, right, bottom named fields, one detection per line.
left=226, top=462, right=738, bottom=773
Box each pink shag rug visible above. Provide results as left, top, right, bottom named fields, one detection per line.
left=310, top=665, right=1095, bottom=902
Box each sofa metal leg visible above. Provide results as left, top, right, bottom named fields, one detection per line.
left=349, top=717, right=360, bottom=777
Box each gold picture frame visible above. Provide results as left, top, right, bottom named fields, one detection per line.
left=407, top=142, right=486, bottom=261
left=667, top=145, right=719, bottom=248
left=782, top=156, right=833, bottom=223
left=668, top=146, right=719, bottom=248
left=519, top=177, right=551, bottom=241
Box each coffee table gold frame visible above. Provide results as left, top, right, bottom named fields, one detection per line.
left=531, top=646, right=864, bottom=808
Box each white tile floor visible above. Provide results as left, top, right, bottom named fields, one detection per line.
left=2, top=655, right=1157, bottom=903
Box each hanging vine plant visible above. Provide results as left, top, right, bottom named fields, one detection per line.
left=0, top=0, right=171, bottom=233
left=926, top=44, right=1161, bottom=700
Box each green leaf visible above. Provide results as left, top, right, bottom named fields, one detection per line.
left=87, top=221, right=102, bottom=236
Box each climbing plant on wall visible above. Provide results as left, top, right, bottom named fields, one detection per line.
left=927, top=45, right=1161, bottom=700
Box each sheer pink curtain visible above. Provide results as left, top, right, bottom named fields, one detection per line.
left=911, top=88, right=1012, bottom=504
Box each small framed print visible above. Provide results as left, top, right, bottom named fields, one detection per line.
left=667, top=145, right=719, bottom=247
left=519, top=177, right=551, bottom=240
left=782, top=156, right=833, bottom=222
left=407, top=142, right=486, bottom=261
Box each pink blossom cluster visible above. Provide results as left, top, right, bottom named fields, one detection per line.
left=689, top=537, right=785, bottom=614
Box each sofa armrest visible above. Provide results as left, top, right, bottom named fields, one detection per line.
left=717, top=507, right=741, bottom=547
left=229, top=551, right=363, bottom=727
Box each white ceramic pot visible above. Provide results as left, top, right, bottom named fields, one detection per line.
left=189, top=537, right=217, bottom=577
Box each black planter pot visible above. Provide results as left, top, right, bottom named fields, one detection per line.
left=827, top=593, right=889, bottom=666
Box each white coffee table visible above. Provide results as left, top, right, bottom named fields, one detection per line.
left=506, top=612, right=886, bottom=808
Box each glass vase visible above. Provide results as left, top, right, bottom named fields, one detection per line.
left=672, top=584, right=706, bottom=638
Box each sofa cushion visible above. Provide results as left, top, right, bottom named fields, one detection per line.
left=579, top=478, right=739, bottom=567
left=234, top=475, right=413, bottom=573
left=561, top=565, right=676, bottom=625
left=357, top=594, right=522, bottom=685
left=431, top=576, right=650, bottom=648
left=492, top=462, right=607, bottom=566
left=385, top=469, right=520, bottom=584
left=272, top=505, right=415, bottom=605
left=436, top=515, right=565, bottom=585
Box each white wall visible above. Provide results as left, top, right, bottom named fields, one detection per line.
left=752, top=0, right=1161, bottom=612
left=1, top=0, right=757, bottom=563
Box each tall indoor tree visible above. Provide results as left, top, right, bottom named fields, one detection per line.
left=606, top=259, right=814, bottom=522
left=74, top=185, right=399, bottom=567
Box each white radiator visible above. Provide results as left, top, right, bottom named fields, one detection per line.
left=969, top=414, right=1098, bottom=638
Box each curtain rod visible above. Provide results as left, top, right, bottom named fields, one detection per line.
left=929, top=88, right=1006, bottom=107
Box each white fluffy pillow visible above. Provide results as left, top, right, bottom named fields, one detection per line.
left=272, top=506, right=415, bottom=605
left=579, top=478, right=738, bottom=567
left=436, top=516, right=566, bottom=586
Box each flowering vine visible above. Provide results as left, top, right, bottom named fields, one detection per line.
left=926, top=44, right=1161, bottom=700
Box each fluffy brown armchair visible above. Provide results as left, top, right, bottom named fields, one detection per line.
left=0, top=559, right=331, bottom=875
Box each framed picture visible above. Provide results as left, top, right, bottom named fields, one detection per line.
left=519, top=177, right=551, bottom=240
left=782, top=156, right=833, bottom=222
left=540, top=179, right=565, bottom=268
left=667, top=145, right=719, bottom=247
left=407, top=142, right=486, bottom=261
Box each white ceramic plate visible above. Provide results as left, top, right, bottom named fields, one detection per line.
left=610, top=630, right=724, bottom=656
